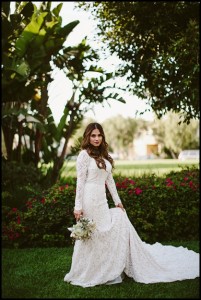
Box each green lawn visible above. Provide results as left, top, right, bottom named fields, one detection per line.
left=62, top=159, right=199, bottom=178
left=2, top=241, right=199, bottom=299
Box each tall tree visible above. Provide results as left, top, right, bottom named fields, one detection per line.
left=1, top=2, right=125, bottom=184
left=151, top=112, right=199, bottom=158
left=1, top=1, right=79, bottom=162
left=47, top=40, right=125, bottom=183
left=78, top=1, right=200, bottom=123
left=102, top=116, right=139, bottom=158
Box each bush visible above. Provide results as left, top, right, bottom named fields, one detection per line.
left=2, top=166, right=199, bottom=248
left=110, top=166, right=199, bottom=242
left=2, top=182, right=76, bottom=248
left=2, top=160, right=44, bottom=209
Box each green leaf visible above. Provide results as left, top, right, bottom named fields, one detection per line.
left=56, top=106, right=69, bottom=140
left=52, top=3, right=63, bottom=17
left=15, top=12, right=48, bottom=57
left=57, top=21, right=80, bottom=38
left=5, top=57, right=30, bottom=78
left=20, top=2, right=34, bottom=19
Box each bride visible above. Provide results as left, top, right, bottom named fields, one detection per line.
left=64, top=122, right=199, bottom=288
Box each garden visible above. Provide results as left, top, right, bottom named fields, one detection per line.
left=2, top=162, right=200, bottom=298
left=2, top=1, right=199, bottom=298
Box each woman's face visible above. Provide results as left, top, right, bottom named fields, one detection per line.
left=89, top=129, right=103, bottom=147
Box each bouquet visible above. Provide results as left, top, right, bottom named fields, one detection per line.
left=68, top=217, right=96, bottom=241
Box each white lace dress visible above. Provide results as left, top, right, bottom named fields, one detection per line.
left=64, top=150, right=199, bottom=288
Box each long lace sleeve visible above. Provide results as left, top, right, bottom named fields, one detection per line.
left=106, top=171, right=122, bottom=205
left=74, top=150, right=89, bottom=211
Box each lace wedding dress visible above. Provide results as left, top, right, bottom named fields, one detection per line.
left=64, top=150, right=199, bottom=288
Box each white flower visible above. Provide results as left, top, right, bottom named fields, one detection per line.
left=68, top=217, right=96, bottom=241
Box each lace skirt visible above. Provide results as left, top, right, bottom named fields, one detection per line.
left=64, top=184, right=199, bottom=287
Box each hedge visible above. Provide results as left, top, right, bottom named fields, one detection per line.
left=2, top=166, right=199, bottom=248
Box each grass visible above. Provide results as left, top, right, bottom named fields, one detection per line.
left=61, top=159, right=199, bottom=178
left=2, top=241, right=199, bottom=299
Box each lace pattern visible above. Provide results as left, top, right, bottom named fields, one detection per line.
left=74, top=150, right=90, bottom=211
left=74, top=150, right=121, bottom=210
left=65, top=149, right=199, bottom=287
left=106, top=172, right=121, bottom=205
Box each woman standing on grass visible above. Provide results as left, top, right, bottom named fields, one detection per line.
left=64, top=122, right=199, bottom=288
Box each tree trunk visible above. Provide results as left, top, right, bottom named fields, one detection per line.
left=2, top=125, right=15, bottom=161
left=50, top=109, right=78, bottom=184
left=16, top=121, right=23, bottom=162
left=34, top=74, right=49, bottom=166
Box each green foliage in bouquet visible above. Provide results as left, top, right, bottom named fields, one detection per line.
left=68, top=217, right=96, bottom=241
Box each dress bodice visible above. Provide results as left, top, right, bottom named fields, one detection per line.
left=85, top=155, right=111, bottom=185
left=74, top=150, right=121, bottom=211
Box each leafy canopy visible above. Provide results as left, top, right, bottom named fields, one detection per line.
left=78, top=1, right=200, bottom=123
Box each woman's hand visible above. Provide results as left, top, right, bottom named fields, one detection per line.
left=74, top=209, right=83, bottom=221
left=116, top=203, right=125, bottom=211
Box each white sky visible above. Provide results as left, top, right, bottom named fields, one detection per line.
left=11, top=1, right=154, bottom=123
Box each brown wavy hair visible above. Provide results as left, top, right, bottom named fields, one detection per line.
left=81, top=122, right=114, bottom=170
